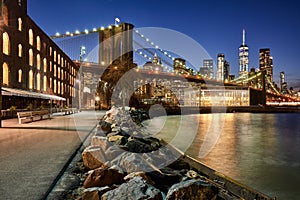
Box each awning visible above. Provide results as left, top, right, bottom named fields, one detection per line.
left=1, top=87, right=66, bottom=101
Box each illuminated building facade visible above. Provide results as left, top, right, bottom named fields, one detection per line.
left=143, top=53, right=163, bottom=72
left=217, top=53, right=224, bottom=81
left=239, top=29, right=249, bottom=78
left=259, top=48, right=273, bottom=89
left=200, top=59, right=214, bottom=79
left=173, top=58, right=193, bottom=75
left=1, top=0, right=78, bottom=109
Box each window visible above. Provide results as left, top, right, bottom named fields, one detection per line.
left=50, top=77, right=52, bottom=89
left=3, top=32, right=10, bottom=55
left=18, top=18, right=22, bottom=31
left=18, top=69, right=22, bottom=83
left=3, top=6, right=8, bottom=26
left=29, top=49, right=33, bottom=66
left=50, top=61, right=52, bottom=72
left=37, top=54, right=41, bottom=70
left=43, top=58, right=47, bottom=72
left=54, top=64, right=56, bottom=77
left=43, top=76, right=47, bottom=91
left=50, top=47, right=52, bottom=56
left=18, top=0, right=22, bottom=6
left=18, top=44, right=22, bottom=57
left=3, top=63, right=9, bottom=85
left=36, top=36, right=41, bottom=51
left=29, top=29, right=33, bottom=45
left=54, top=50, right=56, bottom=62
left=37, top=73, right=41, bottom=91
left=54, top=79, right=57, bottom=93
left=58, top=81, right=61, bottom=94
left=29, top=70, right=33, bottom=89
left=58, top=54, right=60, bottom=64
left=58, top=67, right=60, bottom=79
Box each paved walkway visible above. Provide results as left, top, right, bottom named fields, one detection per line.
left=0, top=111, right=105, bottom=200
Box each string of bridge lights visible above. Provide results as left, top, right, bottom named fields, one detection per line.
left=134, top=29, right=176, bottom=62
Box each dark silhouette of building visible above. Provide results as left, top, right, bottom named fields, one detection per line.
left=1, top=0, right=79, bottom=110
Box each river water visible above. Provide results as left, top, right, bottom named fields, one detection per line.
left=155, top=113, right=300, bottom=199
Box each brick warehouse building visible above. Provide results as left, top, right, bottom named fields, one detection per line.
left=0, top=0, right=79, bottom=110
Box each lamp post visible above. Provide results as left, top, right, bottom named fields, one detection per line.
left=79, top=46, right=86, bottom=111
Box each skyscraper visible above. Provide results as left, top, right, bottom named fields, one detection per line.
left=200, top=59, right=214, bottom=79
left=259, top=48, right=273, bottom=83
left=217, top=54, right=225, bottom=81
left=239, top=29, right=249, bottom=78
left=224, top=60, right=230, bottom=81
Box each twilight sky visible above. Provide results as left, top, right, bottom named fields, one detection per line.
left=27, top=0, right=300, bottom=86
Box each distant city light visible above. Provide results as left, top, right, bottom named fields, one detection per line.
left=55, top=32, right=60, bottom=36
left=75, top=30, right=80, bottom=34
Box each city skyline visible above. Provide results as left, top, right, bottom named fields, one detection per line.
left=27, top=0, right=300, bottom=87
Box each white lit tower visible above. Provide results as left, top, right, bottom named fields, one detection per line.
left=239, top=29, right=249, bottom=79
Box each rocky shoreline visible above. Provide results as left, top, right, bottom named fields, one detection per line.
left=47, top=106, right=272, bottom=200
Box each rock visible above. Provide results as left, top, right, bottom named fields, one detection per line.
left=101, top=176, right=162, bottom=200
left=82, top=187, right=111, bottom=200
left=124, top=171, right=154, bottom=185
left=99, top=120, right=112, bottom=134
left=91, top=136, right=111, bottom=151
left=105, top=145, right=125, bottom=161
left=146, top=167, right=183, bottom=193
left=82, top=146, right=107, bottom=170
left=83, top=165, right=125, bottom=188
left=108, top=135, right=127, bottom=145
left=112, top=152, right=155, bottom=173
left=165, top=179, right=218, bottom=200
left=167, top=157, right=190, bottom=170
left=125, top=138, right=153, bottom=153
left=186, top=170, right=200, bottom=179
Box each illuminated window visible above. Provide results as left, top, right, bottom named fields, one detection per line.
left=37, top=54, right=41, bottom=70
left=29, top=70, right=33, bottom=89
left=43, top=58, right=47, bottom=72
left=29, top=29, right=33, bottom=45
left=50, top=61, right=52, bottom=72
left=61, top=83, right=64, bottom=94
left=37, top=73, right=41, bottom=91
left=36, top=36, right=41, bottom=51
left=54, top=64, right=56, bottom=77
left=54, top=50, right=56, bottom=62
left=18, top=0, right=22, bottom=6
left=3, top=63, right=9, bottom=85
left=18, top=69, right=22, bottom=83
left=58, top=67, right=60, bottom=79
left=29, top=49, right=33, bottom=66
left=61, top=58, right=64, bottom=67
left=54, top=79, right=57, bottom=93
left=18, top=44, right=22, bottom=57
left=3, top=32, right=10, bottom=55
left=50, top=47, right=52, bottom=56
left=50, top=77, right=52, bottom=89
left=43, top=76, right=47, bottom=91
left=58, top=54, right=60, bottom=65
left=58, top=81, right=61, bottom=94
left=61, top=69, right=64, bottom=80
left=18, top=18, right=22, bottom=31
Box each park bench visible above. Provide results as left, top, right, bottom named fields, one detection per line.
left=17, top=110, right=50, bottom=124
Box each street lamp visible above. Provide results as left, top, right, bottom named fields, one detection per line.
left=79, top=46, right=86, bottom=111
left=95, top=96, right=100, bottom=110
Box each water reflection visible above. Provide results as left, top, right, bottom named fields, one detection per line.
left=157, top=113, right=300, bottom=199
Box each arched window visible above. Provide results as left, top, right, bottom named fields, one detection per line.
left=3, top=63, right=9, bottom=85
left=18, top=44, right=22, bottom=57
left=18, top=69, right=22, bottom=83
left=29, top=70, right=33, bottom=89
left=50, top=77, right=52, bottom=89
left=58, top=54, right=60, bottom=65
left=54, top=79, right=57, bottom=93
left=36, top=36, right=41, bottom=51
left=61, top=83, right=64, bottom=94
left=43, top=58, right=47, bottom=72
left=37, top=73, right=41, bottom=91
left=58, top=67, right=60, bottom=79
left=58, top=81, right=61, bottom=94
left=29, top=49, right=33, bottom=66
left=18, top=18, right=22, bottom=31
left=29, top=29, right=33, bottom=45
left=54, top=50, right=57, bottom=62
left=43, top=76, right=47, bottom=91
left=3, top=32, right=10, bottom=55
left=37, top=54, right=41, bottom=70
left=50, top=61, right=52, bottom=72
left=54, top=64, right=57, bottom=77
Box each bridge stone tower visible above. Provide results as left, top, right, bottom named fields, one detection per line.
left=99, top=23, right=134, bottom=68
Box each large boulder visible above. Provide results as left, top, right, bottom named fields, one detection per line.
left=112, top=152, right=155, bottom=173
left=82, top=146, right=107, bottom=170
left=101, top=176, right=162, bottom=200
left=91, top=136, right=111, bottom=151
left=81, top=187, right=111, bottom=200
left=83, top=165, right=125, bottom=188
left=165, top=179, right=218, bottom=200
left=124, top=171, right=154, bottom=185
left=105, top=145, right=125, bottom=161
